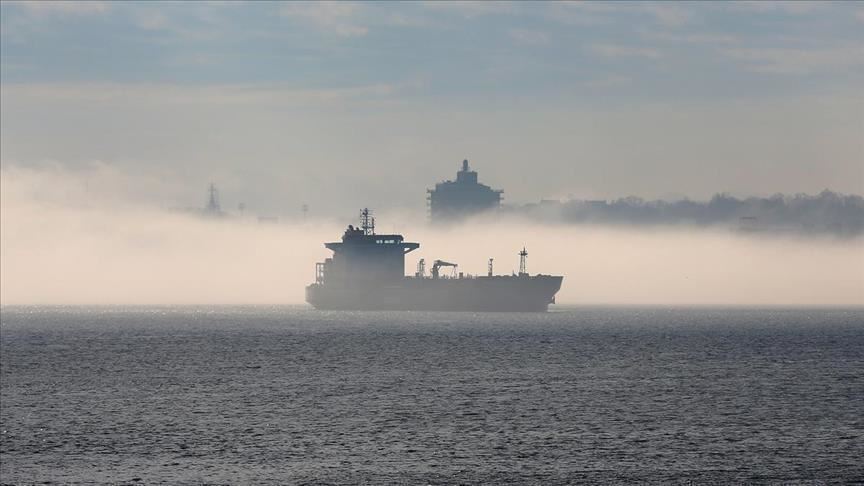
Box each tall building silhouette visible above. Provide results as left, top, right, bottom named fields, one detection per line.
left=427, top=159, right=502, bottom=223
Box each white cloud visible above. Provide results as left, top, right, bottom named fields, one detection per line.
left=420, top=1, right=516, bottom=18
left=557, top=1, right=621, bottom=13
left=6, top=0, right=110, bottom=16
left=722, top=46, right=864, bottom=75
left=553, top=3, right=689, bottom=27
left=279, top=1, right=368, bottom=37
left=730, top=1, right=825, bottom=15
left=508, top=29, right=549, bottom=46
left=581, top=75, right=632, bottom=88
left=0, top=83, right=399, bottom=107
left=133, top=10, right=171, bottom=31
left=589, top=43, right=663, bottom=59
left=384, top=12, right=434, bottom=28
left=644, top=31, right=739, bottom=45
left=643, top=3, right=690, bottom=27
left=126, top=6, right=225, bottom=42
left=541, top=2, right=616, bottom=27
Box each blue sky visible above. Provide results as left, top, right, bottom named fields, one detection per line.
left=1, top=1, right=862, bottom=214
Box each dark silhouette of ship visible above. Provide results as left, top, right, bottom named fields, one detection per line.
left=306, top=209, right=563, bottom=312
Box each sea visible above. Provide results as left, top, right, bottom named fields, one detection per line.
left=1, top=306, right=862, bottom=485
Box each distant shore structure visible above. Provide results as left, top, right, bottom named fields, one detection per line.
left=427, top=159, right=502, bottom=223
left=203, top=183, right=225, bottom=218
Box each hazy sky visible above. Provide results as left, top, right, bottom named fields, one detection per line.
left=2, top=1, right=863, bottom=216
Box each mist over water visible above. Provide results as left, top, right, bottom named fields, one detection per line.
left=2, top=166, right=862, bottom=306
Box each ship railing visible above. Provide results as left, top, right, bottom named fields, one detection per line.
left=406, top=273, right=477, bottom=280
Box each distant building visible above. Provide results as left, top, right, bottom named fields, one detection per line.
left=427, top=159, right=502, bottom=223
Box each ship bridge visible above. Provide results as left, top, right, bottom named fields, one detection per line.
left=316, top=209, right=418, bottom=285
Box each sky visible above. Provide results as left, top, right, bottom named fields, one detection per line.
left=1, top=1, right=863, bottom=306
left=2, top=0, right=862, bottom=217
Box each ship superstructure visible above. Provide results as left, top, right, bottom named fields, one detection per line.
left=313, top=209, right=419, bottom=287
left=306, top=209, right=563, bottom=312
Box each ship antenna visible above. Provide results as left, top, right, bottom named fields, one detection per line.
left=518, top=247, right=528, bottom=276
left=360, top=208, right=375, bottom=235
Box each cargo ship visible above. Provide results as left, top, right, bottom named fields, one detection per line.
left=306, top=209, right=563, bottom=312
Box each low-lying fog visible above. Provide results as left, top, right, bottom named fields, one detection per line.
left=2, top=167, right=862, bottom=306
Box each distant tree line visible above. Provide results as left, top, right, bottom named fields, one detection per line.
left=507, top=190, right=864, bottom=237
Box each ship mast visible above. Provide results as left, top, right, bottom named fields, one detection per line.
left=359, top=208, right=375, bottom=235
left=518, top=247, right=528, bottom=276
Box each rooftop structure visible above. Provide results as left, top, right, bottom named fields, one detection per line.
left=427, top=159, right=502, bottom=223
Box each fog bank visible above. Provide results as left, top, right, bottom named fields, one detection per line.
left=508, top=191, right=864, bottom=237
left=2, top=167, right=862, bottom=306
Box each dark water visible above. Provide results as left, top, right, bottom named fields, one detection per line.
left=1, top=306, right=862, bottom=484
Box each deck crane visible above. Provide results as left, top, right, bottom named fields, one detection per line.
left=431, top=260, right=457, bottom=279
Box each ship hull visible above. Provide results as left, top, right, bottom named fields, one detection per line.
left=306, top=275, right=563, bottom=312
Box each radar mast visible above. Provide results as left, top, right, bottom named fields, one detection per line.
left=360, top=208, right=375, bottom=235
left=518, top=248, right=528, bottom=276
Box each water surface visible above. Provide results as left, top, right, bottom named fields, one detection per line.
left=1, top=306, right=862, bottom=483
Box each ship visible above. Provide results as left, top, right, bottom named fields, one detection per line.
left=305, top=209, right=563, bottom=312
